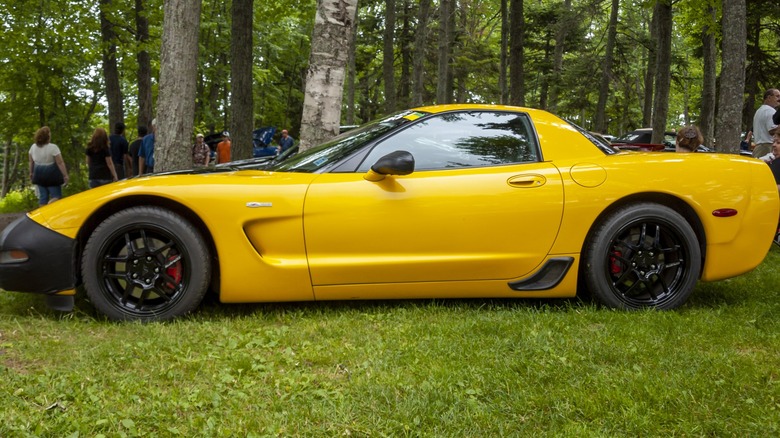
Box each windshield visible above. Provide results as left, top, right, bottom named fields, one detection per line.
left=270, top=110, right=427, bottom=173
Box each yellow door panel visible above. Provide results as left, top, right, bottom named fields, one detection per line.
left=304, top=163, right=564, bottom=286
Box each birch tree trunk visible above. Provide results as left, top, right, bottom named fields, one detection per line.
left=230, top=0, right=254, bottom=161
left=156, top=0, right=202, bottom=172
left=345, top=13, right=358, bottom=125
left=715, top=0, right=746, bottom=153
left=299, top=0, right=358, bottom=151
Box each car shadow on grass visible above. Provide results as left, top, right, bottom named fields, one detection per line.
left=1, top=280, right=760, bottom=323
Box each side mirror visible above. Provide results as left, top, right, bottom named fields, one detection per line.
left=364, top=150, right=415, bottom=182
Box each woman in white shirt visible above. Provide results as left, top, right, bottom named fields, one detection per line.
left=29, top=126, right=69, bottom=205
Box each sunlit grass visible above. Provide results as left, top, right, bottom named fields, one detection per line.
left=2, top=250, right=780, bottom=436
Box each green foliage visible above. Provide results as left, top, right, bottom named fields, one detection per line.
left=2, top=249, right=780, bottom=435
left=0, top=189, right=38, bottom=213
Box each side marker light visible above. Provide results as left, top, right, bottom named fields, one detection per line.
left=0, top=250, right=29, bottom=264
left=712, top=209, right=738, bottom=217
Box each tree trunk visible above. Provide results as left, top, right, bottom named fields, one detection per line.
left=299, top=0, right=358, bottom=151
left=383, top=0, right=396, bottom=113
left=230, top=0, right=254, bottom=161
left=699, top=5, right=717, bottom=148
left=594, top=0, right=619, bottom=133
left=642, top=4, right=658, bottom=127
left=499, top=0, right=508, bottom=104
left=398, top=1, right=411, bottom=109
left=136, top=0, right=153, bottom=130
left=651, top=0, right=672, bottom=144
left=715, top=0, right=746, bottom=153
left=345, top=12, right=358, bottom=124
left=743, top=8, right=761, bottom=130
left=100, top=0, right=124, bottom=129
left=509, top=0, right=524, bottom=106
left=411, top=0, right=431, bottom=106
left=436, top=0, right=452, bottom=104
left=156, top=0, right=202, bottom=172
left=446, top=1, right=456, bottom=102
left=549, top=0, right=570, bottom=112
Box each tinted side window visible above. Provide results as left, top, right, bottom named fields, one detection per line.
left=357, top=111, right=539, bottom=171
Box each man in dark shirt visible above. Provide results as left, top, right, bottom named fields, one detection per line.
left=128, top=125, right=147, bottom=177
left=109, top=122, right=130, bottom=179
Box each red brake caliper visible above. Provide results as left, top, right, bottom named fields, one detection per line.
left=165, top=254, right=182, bottom=289
left=609, top=250, right=622, bottom=274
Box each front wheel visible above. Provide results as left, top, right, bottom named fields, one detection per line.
left=582, top=203, right=701, bottom=310
left=81, top=206, right=211, bottom=321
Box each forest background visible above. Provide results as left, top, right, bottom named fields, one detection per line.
left=1, top=0, right=779, bottom=202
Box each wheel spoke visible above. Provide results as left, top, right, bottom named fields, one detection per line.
left=620, top=278, right=642, bottom=297
left=612, top=269, right=635, bottom=287
left=124, top=232, right=138, bottom=254
left=152, top=240, right=175, bottom=256
left=152, top=284, right=174, bottom=302
left=120, top=282, right=136, bottom=304
left=663, top=261, right=681, bottom=269
left=163, top=254, right=182, bottom=269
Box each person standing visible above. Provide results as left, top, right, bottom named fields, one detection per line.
left=278, top=129, right=295, bottom=153
left=675, top=125, right=703, bottom=153
left=216, top=131, right=231, bottom=164
left=139, top=119, right=156, bottom=174
left=109, top=122, right=130, bottom=179
left=752, top=88, right=780, bottom=158
left=128, top=125, right=147, bottom=177
left=192, top=133, right=210, bottom=167
left=29, top=126, right=69, bottom=205
left=740, top=131, right=753, bottom=153
left=86, top=127, right=118, bottom=188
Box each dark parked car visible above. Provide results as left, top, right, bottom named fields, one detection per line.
left=611, top=128, right=674, bottom=152
left=613, top=128, right=715, bottom=153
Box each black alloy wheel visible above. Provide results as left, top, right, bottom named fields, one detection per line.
left=583, top=203, right=701, bottom=310
left=82, top=206, right=210, bottom=321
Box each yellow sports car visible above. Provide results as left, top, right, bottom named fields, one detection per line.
left=1, top=104, right=777, bottom=321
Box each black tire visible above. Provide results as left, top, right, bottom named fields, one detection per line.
left=582, top=203, right=701, bottom=310
left=81, top=206, right=211, bottom=321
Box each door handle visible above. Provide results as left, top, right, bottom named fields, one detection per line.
left=507, top=174, right=547, bottom=188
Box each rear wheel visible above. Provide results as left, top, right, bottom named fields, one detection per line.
left=82, top=206, right=210, bottom=321
left=582, top=203, right=701, bottom=310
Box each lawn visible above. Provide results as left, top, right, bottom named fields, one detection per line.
left=1, top=248, right=779, bottom=436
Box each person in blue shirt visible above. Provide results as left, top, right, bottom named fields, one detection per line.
left=278, top=129, right=294, bottom=153
left=139, top=118, right=156, bottom=174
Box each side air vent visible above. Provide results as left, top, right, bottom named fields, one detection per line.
left=508, top=257, right=574, bottom=291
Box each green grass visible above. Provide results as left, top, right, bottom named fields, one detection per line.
left=2, top=250, right=780, bottom=436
